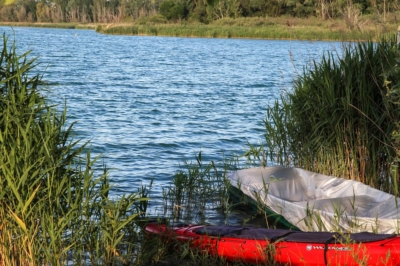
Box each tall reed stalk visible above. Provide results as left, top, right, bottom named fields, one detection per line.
left=255, top=34, right=400, bottom=194
left=161, top=152, right=232, bottom=224
left=0, top=34, right=146, bottom=265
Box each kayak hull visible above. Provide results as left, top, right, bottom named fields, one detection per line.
left=145, top=222, right=400, bottom=265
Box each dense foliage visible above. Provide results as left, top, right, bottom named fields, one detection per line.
left=256, top=35, right=400, bottom=194
left=0, top=0, right=397, bottom=24
left=0, top=34, right=146, bottom=265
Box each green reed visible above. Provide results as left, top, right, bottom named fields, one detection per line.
left=161, top=152, right=234, bottom=224
left=96, top=19, right=395, bottom=41
left=248, top=34, right=400, bottom=194
left=0, top=33, right=146, bottom=265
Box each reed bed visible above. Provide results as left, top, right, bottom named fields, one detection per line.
left=245, top=33, right=400, bottom=195
left=160, top=152, right=234, bottom=224
left=96, top=15, right=398, bottom=41
left=0, top=33, right=146, bottom=265
left=96, top=23, right=382, bottom=41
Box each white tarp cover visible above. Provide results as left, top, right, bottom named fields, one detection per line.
left=228, top=167, right=400, bottom=233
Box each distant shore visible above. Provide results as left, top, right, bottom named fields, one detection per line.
left=0, top=22, right=97, bottom=29
left=0, top=17, right=397, bottom=41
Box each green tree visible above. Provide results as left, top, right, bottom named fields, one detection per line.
left=36, top=1, right=51, bottom=22
left=249, top=0, right=267, bottom=16
left=15, top=0, right=36, bottom=21
left=188, top=0, right=208, bottom=22
left=160, top=0, right=186, bottom=20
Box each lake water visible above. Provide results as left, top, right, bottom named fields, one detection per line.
left=0, top=26, right=340, bottom=221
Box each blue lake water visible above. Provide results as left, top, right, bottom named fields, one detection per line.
left=0, top=26, right=341, bottom=219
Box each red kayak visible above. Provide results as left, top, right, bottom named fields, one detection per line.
left=145, top=222, right=400, bottom=265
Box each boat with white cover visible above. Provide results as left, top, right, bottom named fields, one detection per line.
left=228, top=167, right=400, bottom=233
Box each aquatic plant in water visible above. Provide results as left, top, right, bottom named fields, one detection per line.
left=0, top=33, right=146, bottom=266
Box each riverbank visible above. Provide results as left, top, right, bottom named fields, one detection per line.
left=0, top=15, right=398, bottom=41
left=0, top=22, right=98, bottom=29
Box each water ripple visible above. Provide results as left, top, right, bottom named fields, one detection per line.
left=1, top=26, right=340, bottom=214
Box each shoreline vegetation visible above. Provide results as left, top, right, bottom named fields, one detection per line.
left=0, top=15, right=398, bottom=41
left=3, top=17, right=400, bottom=264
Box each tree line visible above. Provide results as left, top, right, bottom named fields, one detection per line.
left=0, top=0, right=397, bottom=24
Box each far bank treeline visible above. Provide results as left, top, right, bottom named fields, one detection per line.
left=0, top=0, right=397, bottom=25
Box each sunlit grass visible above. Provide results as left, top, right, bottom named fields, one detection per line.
left=96, top=23, right=381, bottom=41
left=96, top=15, right=398, bottom=41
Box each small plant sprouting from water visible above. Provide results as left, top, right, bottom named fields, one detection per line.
left=162, top=152, right=233, bottom=224
left=134, top=179, right=153, bottom=217
left=244, top=141, right=268, bottom=167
